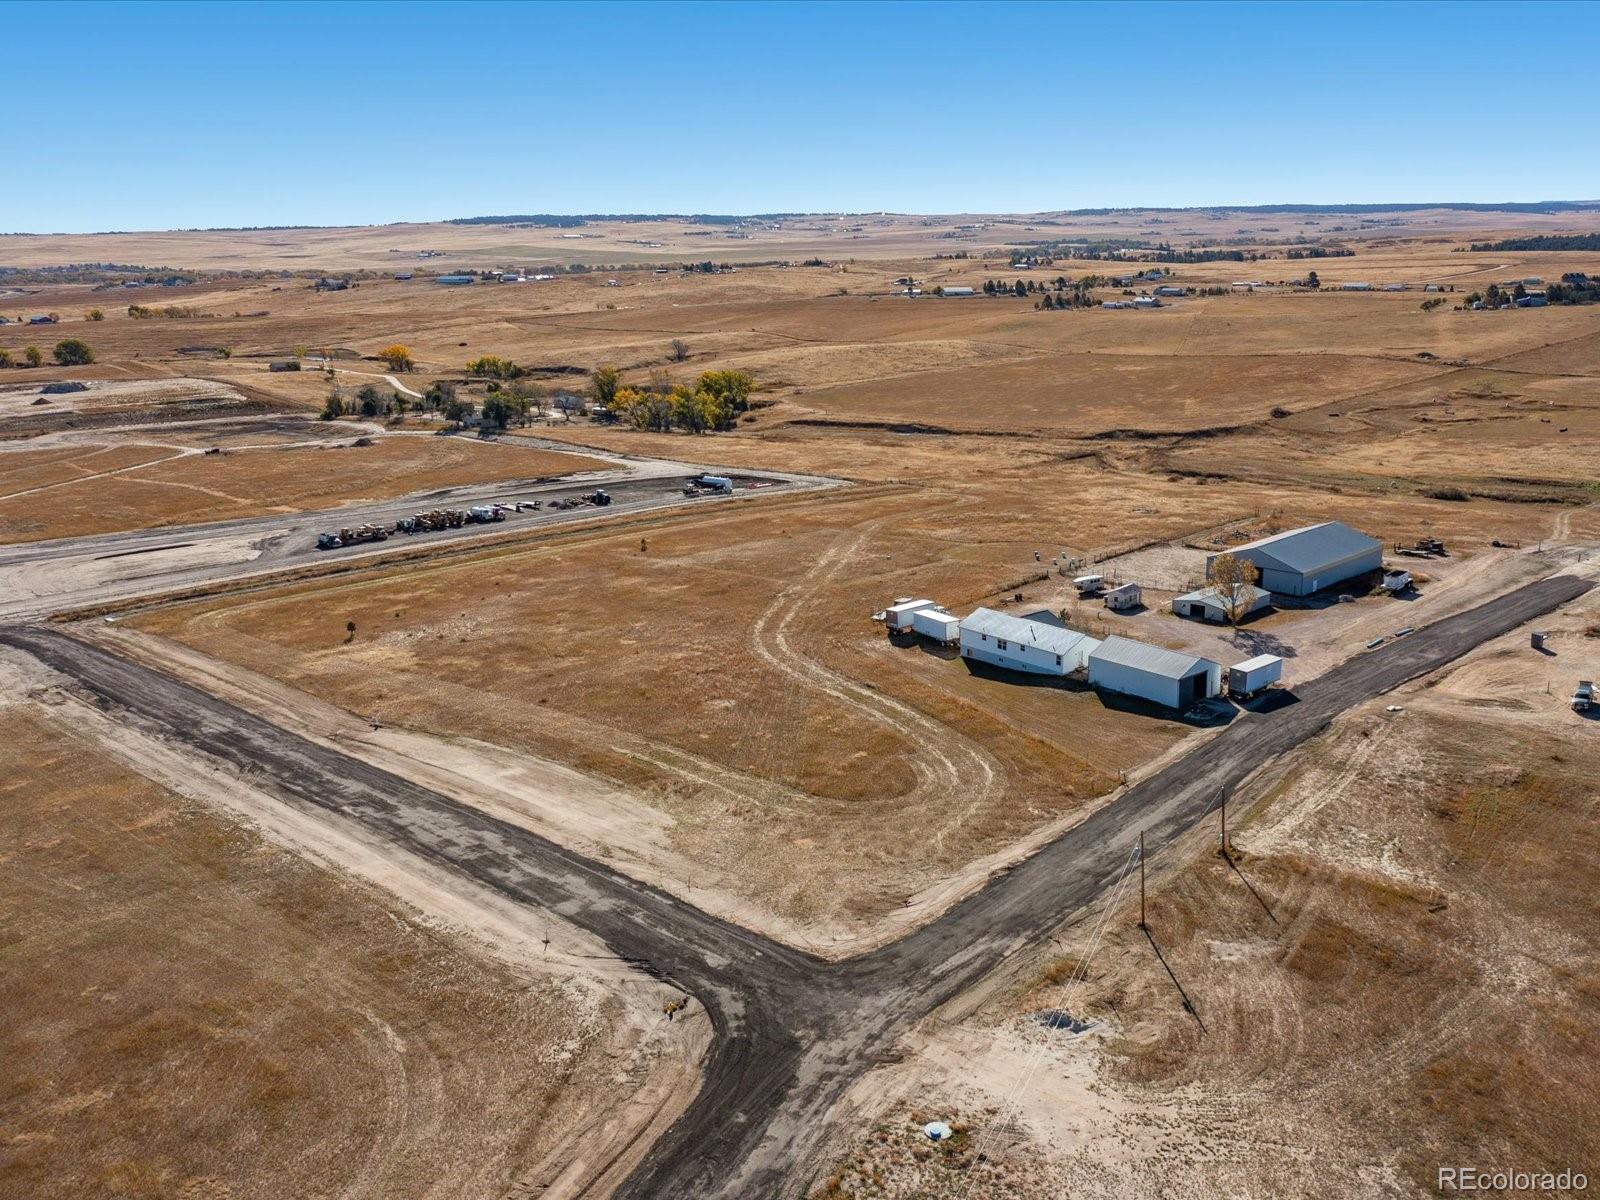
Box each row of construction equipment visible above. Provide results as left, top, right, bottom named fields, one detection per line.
left=316, top=491, right=611, bottom=549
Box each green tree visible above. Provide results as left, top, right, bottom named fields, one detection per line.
left=423, top=380, right=456, bottom=414
left=22, top=346, right=43, bottom=368
left=695, top=369, right=754, bottom=414
left=590, top=364, right=621, bottom=408
left=355, top=383, right=386, bottom=417
left=52, top=339, right=94, bottom=366
left=467, top=354, right=518, bottom=379
left=321, top=390, right=345, bottom=420
left=0, top=350, right=12, bottom=368
left=87, top=308, right=104, bottom=321
left=444, top=395, right=475, bottom=424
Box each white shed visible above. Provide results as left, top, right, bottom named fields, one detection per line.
left=1088, top=635, right=1221, bottom=709
left=959, top=608, right=1099, bottom=676
left=911, top=607, right=960, bottom=644
left=885, top=599, right=936, bottom=632
left=1173, top=584, right=1271, bottom=623
left=1104, top=582, right=1142, bottom=611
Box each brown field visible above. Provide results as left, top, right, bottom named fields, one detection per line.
left=7, top=209, right=1600, bottom=1193
left=0, top=703, right=634, bottom=1200
left=0, top=433, right=606, bottom=542
left=818, top=597, right=1600, bottom=1198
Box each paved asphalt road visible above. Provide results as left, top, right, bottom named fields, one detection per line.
left=0, top=464, right=825, bottom=622
left=2, top=571, right=1590, bottom=1197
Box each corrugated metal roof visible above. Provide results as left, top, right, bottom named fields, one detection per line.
left=960, top=608, right=1096, bottom=658
left=1225, top=522, right=1380, bottom=574
left=1090, top=635, right=1216, bottom=679
left=1175, top=584, right=1269, bottom=607
left=1231, top=654, right=1282, bottom=672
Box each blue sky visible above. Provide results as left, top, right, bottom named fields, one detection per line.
left=5, top=0, right=1597, bottom=232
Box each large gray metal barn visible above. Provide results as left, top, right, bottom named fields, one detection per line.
left=1208, top=521, right=1382, bottom=598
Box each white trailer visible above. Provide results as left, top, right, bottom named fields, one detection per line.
left=1228, top=654, right=1283, bottom=698
left=1073, top=574, right=1105, bottom=595
left=911, top=607, right=960, bottom=644
left=884, top=598, right=936, bottom=632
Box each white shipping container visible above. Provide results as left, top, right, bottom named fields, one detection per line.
left=885, top=599, right=936, bottom=631
left=1228, top=654, right=1283, bottom=696
left=910, top=607, right=959, bottom=643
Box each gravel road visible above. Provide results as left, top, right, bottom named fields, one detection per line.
left=2, top=571, right=1589, bottom=1197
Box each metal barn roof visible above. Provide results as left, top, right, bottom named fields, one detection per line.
left=1175, top=584, right=1269, bottom=607
left=1091, top=635, right=1216, bottom=679
left=960, top=608, right=1097, bottom=658
left=1226, top=522, right=1380, bottom=573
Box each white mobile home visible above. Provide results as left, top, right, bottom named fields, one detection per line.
left=1207, top=521, right=1382, bottom=598
left=1088, top=636, right=1221, bottom=709
left=959, top=608, right=1099, bottom=676
left=911, top=607, right=960, bottom=644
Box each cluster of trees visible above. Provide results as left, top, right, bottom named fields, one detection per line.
left=592, top=367, right=754, bottom=434
left=466, top=354, right=523, bottom=379
left=0, top=340, right=92, bottom=368
left=1467, top=234, right=1600, bottom=252
left=1546, top=273, right=1600, bottom=304
left=380, top=344, right=414, bottom=372
left=1285, top=246, right=1355, bottom=259
left=127, top=303, right=211, bottom=319
left=1035, top=290, right=1097, bottom=310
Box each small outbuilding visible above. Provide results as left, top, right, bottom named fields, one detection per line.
left=1088, top=636, right=1221, bottom=709
left=940, top=286, right=975, bottom=297
left=1104, top=582, right=1142, bottom=611
left=1209, top=521, right=1382, bottom=598
left=959, top=608, right=1099, bottom=676
left=1173, top=583, right=1270, bottom=623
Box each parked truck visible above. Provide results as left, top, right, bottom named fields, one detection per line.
left=1574, top=681, right=1595, bottom=713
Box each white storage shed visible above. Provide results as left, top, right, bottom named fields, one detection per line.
left=959, top=608, right=1099, bottom=676
left=1088, top=635, right=1221, bottom=709
left=1173, top=583, right=1271, bottom=623
left=1104, top=582, right=1142, bottom=611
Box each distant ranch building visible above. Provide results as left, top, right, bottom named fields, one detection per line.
left=959, top=608, right=1099, bottom=676
left=1208, top=521, right=1382, bottom=598
left=1088, top=636, right=1221, bottom=709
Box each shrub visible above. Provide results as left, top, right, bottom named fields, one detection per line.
left=1424, top=486, right=1470, bottom=501
left=52, top=339, right=94, bottom=366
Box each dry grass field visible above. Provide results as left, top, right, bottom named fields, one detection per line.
left=6, top=207, right=1600, bottom=1194
left=0, top=433, right=605, bottom=542
left=0, top=703, right=635, bottom=1200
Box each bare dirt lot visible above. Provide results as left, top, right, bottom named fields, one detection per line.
left=0, top=431, right=607, bottom=542
left=0, top=701, right=646, bottom=1200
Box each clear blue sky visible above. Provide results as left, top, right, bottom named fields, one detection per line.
left=7, top=0, right=1598, bottom=232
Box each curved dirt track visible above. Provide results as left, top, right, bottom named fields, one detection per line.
left=2, top=571, right=1590, bottom=1198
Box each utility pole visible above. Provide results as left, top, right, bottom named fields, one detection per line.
left=1139, top=830, right=1147, bottom=931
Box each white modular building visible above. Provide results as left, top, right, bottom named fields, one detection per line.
left=1088, top=635, right=1221, bottom=709
left=1207, top=521, right=1382, bottom=598
left=959, top=608, right=1099, bottom=676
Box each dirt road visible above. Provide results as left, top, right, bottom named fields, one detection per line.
left=1, top=572, right=1589, bottom=1197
